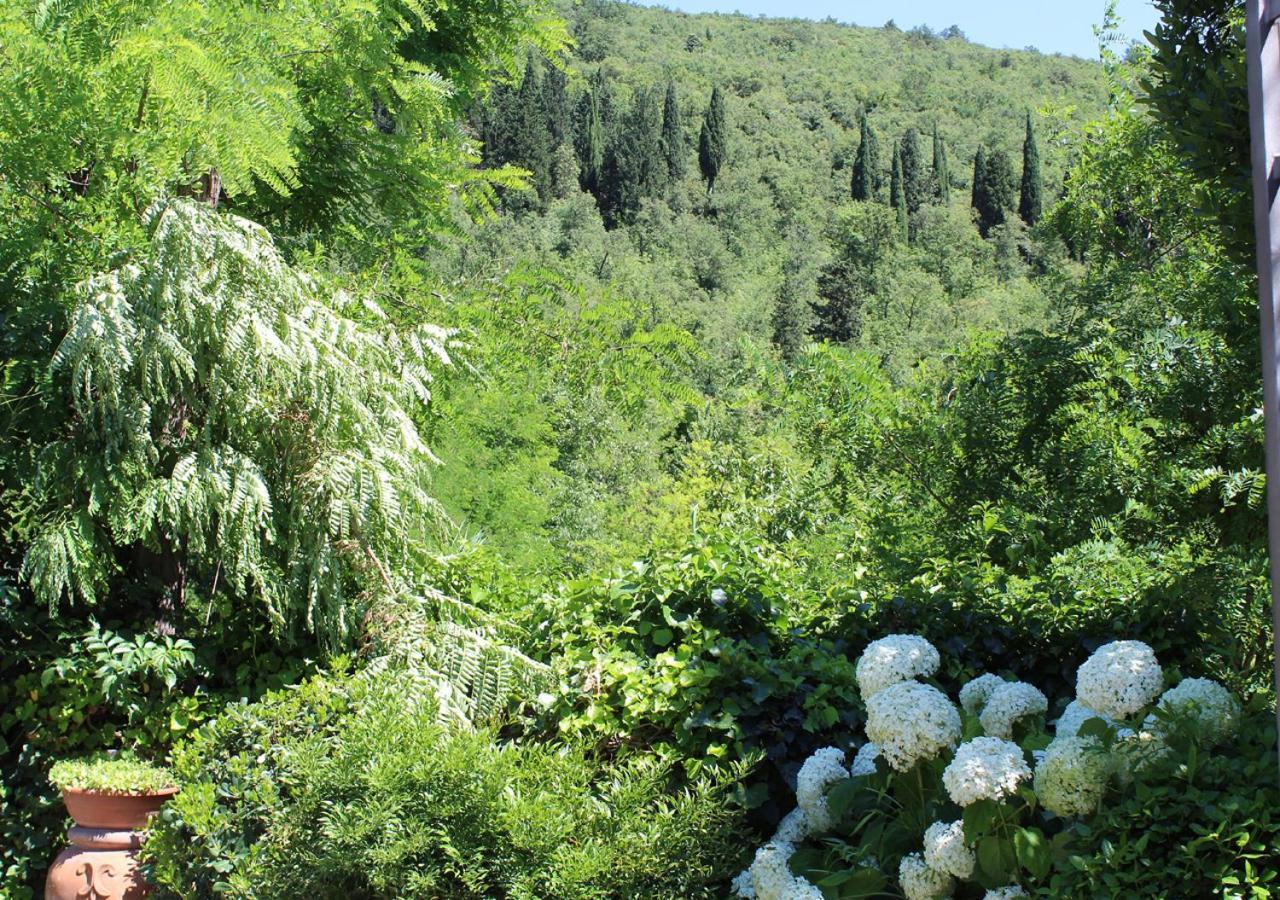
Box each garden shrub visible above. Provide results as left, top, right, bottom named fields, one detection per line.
left=1043, top=694, right=1280, bottom=897
left=730, top=634, right=1279, bottom=899
left=537, top=532, right=864, bottom=821
left=146, top=668, right=748, bottom=899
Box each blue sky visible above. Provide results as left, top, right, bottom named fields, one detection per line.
left=646, top=0, right=1160, bottom=59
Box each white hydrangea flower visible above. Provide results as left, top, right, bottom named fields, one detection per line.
left=923, top=819, right=975, bottom=879
left=748, top=840, right=824, bottom=900
left=850, top=741, right=881, bottom=777
left=865, top=681, right=961, bottom=771
left=795, top=747, right=847, bottom=832
left=984, top=887, right=1028, bottom=899
left=979, top=681, right=1048, bottom=739
left=772, top=807, right=809, bottom=843
left=959, top=673, right=1006, bottom=715
left=942, top=737, right=1032, bottom=806
left=1144, top=677, right=1241, bottom=745
left=731, top=867, right=757, bottom=898
left=855, top=634, right=941, bottom=701
left=1075, top=640, right=1163, bottom=719
left=1034, top=736, right=1113, bottom=817
left=1054, top=699, right=1113, bottom=739
left=899, top=851, right=954, bottom=900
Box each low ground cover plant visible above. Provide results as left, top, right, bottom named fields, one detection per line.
left=48, top=756, right=174, bottom=795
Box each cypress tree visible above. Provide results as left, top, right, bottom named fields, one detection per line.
left=890, top=140, right=907, bottom=237
left=899, top=127, right=927, bottom=217
left=851, top=109, right=881, bottom=202
left=542, top=63, right=570, bottom=148
left=772, top=246, right=813, bottom=361
left=932, top=124, right=949, bottom=203
left=975, top=147, right=1016, bottom=236
left=601, top=86, right=663, bottom=225
left=513, top=58, right=552, bottom=200
left=660, top=81, right=685, bottom=184
left=574, top=89, right=605, bottom=198
left=698, top=85, right=727, bottom=194
left=971, top=145, right=986, bottom=212
left=1019, top=112, right=1043, bottom=226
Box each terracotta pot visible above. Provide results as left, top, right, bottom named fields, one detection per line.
left=61, top=788, right=177, bottom=831
left=46, top=788, right=177, bottom=900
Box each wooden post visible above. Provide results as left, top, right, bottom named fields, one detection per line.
left=1245, top=0, right=1280, bottom=770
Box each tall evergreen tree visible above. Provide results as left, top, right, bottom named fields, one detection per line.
left=890, top=141, right=907, bottom=237
left=975, top=147, right=1016, bottom=236
left=851, top=110, right=881, bottom=202
left=542, top=63, right=570, bottom=148
left=899, top=127, right=927, bottom=216
left=772, top=246, right=814, bottom=361
left=932, top=124, right=949, bottom=203
left=573, top=88, right=605, bottom=198
left=660, top=81, right=686, bottom=184
left=1019, top=112, right=1043, bottom=226
left=698, top=85, right=727, bottom=194
left=601, top=86, right=663, bottom=225
left=513, top=58, right=553, bottom=201
left=971, top=145, right=987, bottom=211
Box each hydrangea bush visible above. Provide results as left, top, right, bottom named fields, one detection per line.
left=731, top=636, right=1246, bottom=899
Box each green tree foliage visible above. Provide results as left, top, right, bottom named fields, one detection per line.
left=1020, top=112, right=1044, bottom=225
left=772, top=233, right=816, bottom=360
left=811, top=202, right=899, bottom=344
left=698, top=85, right=728, bottom=194
left=932, top=124, right=950, bottom=203
left=851, top=110, right=882, bottom=201
left=601, top=85, right=664, bottom=224
left=574, top=82, right=607, bottom=197
left=1141, top=0, right=1250, bottom=260
left=890, top=140, right=908, bottom=237
left=660, top=80, right=687, bottom=183
left=899, top=126, right=929, bottom=218
left=971, top=145, right=987, bottom=211
left=974, top=147, right=1017, bottom=235
left=21, top=200, right=455, bottom=643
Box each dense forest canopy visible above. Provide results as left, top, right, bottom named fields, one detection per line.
left=2, top=0, right=1278, bottom=897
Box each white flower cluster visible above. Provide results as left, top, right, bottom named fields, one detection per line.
left=1033, top=736, right=1112, bottom=817
left=1075, top=640, right=1163, bottom=719
left=1145, top=677, right=1240, bottom=745
left=773, top=807, right=810, bottom=843
left=1054, top=699, right=1112, bottom=738
left=899, top=852, right=954, bottom=900
left=850, top=741, right=880, bottom=777
left=746, top=841, right=824, bottom=900
left=979, top=681, right=1048, bottom=739
left=856, top=634, right=941, bottom=701
left=923, top=819, right=974, bottom=879
left=959, top=672, right=1006, bottom=714
left=866, top=681, right=961, bottom=771
left=942, top=736, right=1031, bottom=806
left=795, top=747, right=847, bottom=832
left=984, top=887, right=1028, bottom=899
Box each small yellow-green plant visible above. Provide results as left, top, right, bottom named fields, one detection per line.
left=48, top=756, right=175, bottom=795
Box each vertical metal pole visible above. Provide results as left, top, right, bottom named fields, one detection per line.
left=1246, top=0, right=1280, bottom=767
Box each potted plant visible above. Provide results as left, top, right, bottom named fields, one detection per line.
left=45, top=755, right=177, bottom=900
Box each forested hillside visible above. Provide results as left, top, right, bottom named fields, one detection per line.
left=2, top=0, right=1277, bottom=897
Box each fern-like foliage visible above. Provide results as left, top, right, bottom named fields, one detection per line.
left=22, top=199, right=458, bottom=645
left=0, top=0, right=566, bottom=247
left=362, top=587, right=552, bottom=727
